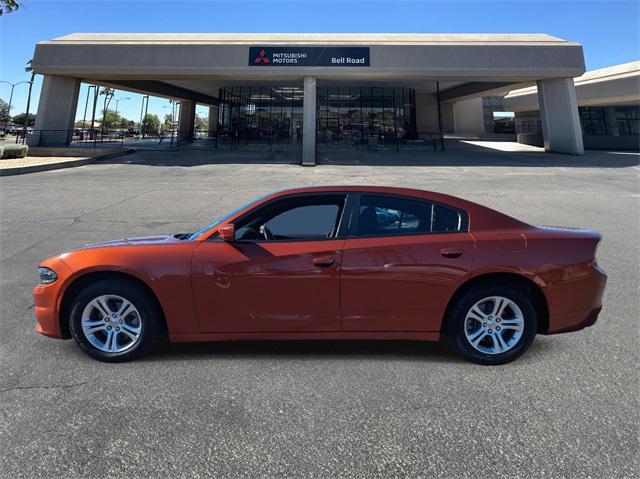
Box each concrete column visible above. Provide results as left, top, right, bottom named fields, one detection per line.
left=452, top=97, right=485, bottom=135
left=302, top=77, right=316, bottom=166
left=443, top=102, right=455, bottom=133
left=30, top=75, right=81, bottom=146
left=178, top=100, right=196, bottom=143
left=208, top=106, right=218, bottom=137
left=537, top=78, right=584, bottom=155
left=415, top=93, right=439, bottom=133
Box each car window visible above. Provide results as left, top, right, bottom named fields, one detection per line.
left=355, top=195, right=463, bottom=237
left=235, top=194, right=345, bottom=241
left=432, top=204, right=462, bottom=233
left=266, top=204, right=340, bottom=239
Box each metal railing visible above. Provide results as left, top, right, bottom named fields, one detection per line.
left=194, top=129, right=444, bottom=152
left=5, top=128, right=444, bottom=153
left=10, top=129, right=181, bottom=150
left=317, top=131, right=442, bottom=152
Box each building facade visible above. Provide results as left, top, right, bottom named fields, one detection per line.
left=31, top=33, right=588, bottom=163
left=504, top=61, right=640, bottom=151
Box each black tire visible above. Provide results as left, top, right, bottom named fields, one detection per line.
left=446, top=283, right=537, bottom=365
left=69, top=279, right=163, bottom=363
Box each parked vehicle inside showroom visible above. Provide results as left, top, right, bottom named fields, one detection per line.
left=33, top=186, right=606, bottom=365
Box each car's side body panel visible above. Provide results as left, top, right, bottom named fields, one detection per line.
left=191, top=239, right=345, bottom=332
left=34, top=237, right=201, bottom=338
left=471, top=226, right=605, bottom=333
left=340, top=233, right=474, bottom=331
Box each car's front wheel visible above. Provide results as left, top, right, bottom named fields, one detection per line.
left=447, top=284, right=538, bottom=365
left=69, top=279, right=163, bottom=362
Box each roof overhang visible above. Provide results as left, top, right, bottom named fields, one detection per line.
left=32, top=33, right=586, bottom=103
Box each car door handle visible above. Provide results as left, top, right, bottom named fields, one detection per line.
left=440, top=248, right=464, bottom=258
left=312, top=256, right=336, bottom=267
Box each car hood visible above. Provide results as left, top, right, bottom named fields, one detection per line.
left=74, top=235, right=180, bottom=251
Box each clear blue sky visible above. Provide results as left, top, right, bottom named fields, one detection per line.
left=1, top=0, right=638, bottom=123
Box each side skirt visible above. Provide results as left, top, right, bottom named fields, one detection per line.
left=169, top=331, right=441, bottom=343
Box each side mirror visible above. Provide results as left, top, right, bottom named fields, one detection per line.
left=218, top=223, right=235, bottom=242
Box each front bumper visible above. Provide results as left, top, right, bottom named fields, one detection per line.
left=33, top=282, right=65, bottom=338
left=32, top=257, right=72, bottom=339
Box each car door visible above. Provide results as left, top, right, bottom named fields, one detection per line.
left=340, top=193, right=474, bottom=332
left=191, top=193, right=350, bottom=332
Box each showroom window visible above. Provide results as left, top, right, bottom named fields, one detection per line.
left=316, top=87, right=417, bottom=146
left=615, top=105, right=640, bottom=135
left=579, top=107, right=607, bottom=135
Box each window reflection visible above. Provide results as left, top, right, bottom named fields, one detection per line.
left=317, top=86, right=417, bottom=147
left=216, top=85, right=417, bottom=147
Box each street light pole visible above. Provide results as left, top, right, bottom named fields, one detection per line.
left=113, top=97, right=130, bottom=129
left=139, top=95, right=149, bottom=138
left=0, top=80, right=31, bottom=133
left=81, top=85, right=95, bottom=134
left=22, top=75, right=35, bottom=143
left=89, top=86, right=99, bottom=141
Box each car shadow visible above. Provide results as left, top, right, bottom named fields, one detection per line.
left=139, top=334, right=560, bottom=365
left=141, top=338, right=464, bottom=363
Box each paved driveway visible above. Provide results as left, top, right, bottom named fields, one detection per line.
left=1, top=145, right=638, bottom=478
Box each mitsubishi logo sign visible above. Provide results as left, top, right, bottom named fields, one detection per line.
left=249, top=46, right=370, bottom=67
left=254, top=49, right=271, bottom=64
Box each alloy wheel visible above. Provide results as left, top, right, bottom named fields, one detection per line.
left=463, top=296, right=525, bottom=355
left=81, top=294, right=143, bottom=353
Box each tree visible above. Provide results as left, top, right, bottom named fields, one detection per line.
left=141, top=114, right=160, bottom=135
left=119, top=117, right=131, bottom=129
left=0, top=99, right=9, bottom=125
left=101, top=109, right=125, bottom=129
left=195, top=114, right=208, bottom=131
left=0, top=0, right=21, bottom=15
left=163, top=113, right=173, bottom=131
left=99, top=87, right=115, bottom=132
left=11, top=112, right=35, bottom=127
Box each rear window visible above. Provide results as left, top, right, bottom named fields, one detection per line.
left=355, top=195, right=465, bottom=237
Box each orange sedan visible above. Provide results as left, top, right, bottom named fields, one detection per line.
left=33, top=186, right=606, bottom=364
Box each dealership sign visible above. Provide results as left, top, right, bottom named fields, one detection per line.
left=249, top=47, right=370, bottom=67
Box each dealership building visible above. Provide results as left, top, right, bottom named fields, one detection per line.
left=31, top=33, right=590, bottom=164
left=505, top=61, right=639, bottom=151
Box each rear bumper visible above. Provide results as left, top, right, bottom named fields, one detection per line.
left=546, top=264, right=607, bottom=334
left=551, top=306, right=602, bottom=334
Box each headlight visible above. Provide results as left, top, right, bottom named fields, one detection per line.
left=38, top=267, right=58, bottom=284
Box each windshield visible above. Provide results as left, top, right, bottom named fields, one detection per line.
left=188, top=194, right=271, bottom=240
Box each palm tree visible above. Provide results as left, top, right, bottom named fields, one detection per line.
left=0, top=0, right=21, bottom=15
left=99, top=87, right=115, bottom=133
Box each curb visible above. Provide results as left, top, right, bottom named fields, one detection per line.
left=0, top=149, right=135, bottom=176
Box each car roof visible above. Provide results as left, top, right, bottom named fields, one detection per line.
left=267, top=185, right=475, bottom=209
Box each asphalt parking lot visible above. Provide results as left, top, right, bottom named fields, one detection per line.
left=1, top=144, right=638, bottom=478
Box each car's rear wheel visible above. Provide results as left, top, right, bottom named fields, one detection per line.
left=446, top=284, right=537, bottom=365
left=69, top=279, right=162, bottom=363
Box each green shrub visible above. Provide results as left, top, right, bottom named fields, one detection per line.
left=0, top=146, right=3, bottom=158
left=1, top=144, right=29, bottom=159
